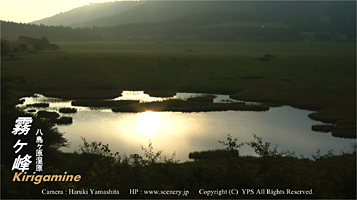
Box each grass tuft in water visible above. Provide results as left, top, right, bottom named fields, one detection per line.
left=312, top=125, right=335, bottom=133
left=187, top=94, right=216, bottom=102
left=36, top=111, right=60, bottom=120
left=59, top=107, right=77, bottom=113
left=55, top=117, right=73, bottom=125
left=26, top=103, right=49, bottom=108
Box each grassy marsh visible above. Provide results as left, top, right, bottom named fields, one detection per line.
left=36, top=110, right=60, bottom=119
left=26, top=103, right=49, bottom=108
left=111, top=100, right=269, bottom=113
left=71, top=100, right=138, bottom=107
left=312, top=125, right=336, bottom=133
left=187, top=94, right=216, bottom=102
left=55, top=117, right=73, bottom=125
left=59, top=107, right=77, bottom=113
left=1, top=42, right=355, bottom=138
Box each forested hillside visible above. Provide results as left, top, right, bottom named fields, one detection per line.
left=1, top=1, right=355, bottom=43
left=32, top=1, right=356, bottom=29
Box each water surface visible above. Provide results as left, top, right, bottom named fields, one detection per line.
left=18, top=92, right=354, bottom=161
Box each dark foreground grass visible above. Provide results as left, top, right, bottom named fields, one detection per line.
left=189, top=149, right=239, bottom=160
left=1, top=134, right=356, bottom=199
left=1, top=42, right=355, bottom=138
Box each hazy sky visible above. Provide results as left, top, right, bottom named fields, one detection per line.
left=0, top=0, right=118, bottom=23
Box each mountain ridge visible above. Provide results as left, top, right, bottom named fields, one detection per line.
left=31, top=1, right=143, bottom=26
left=30, top=1, right=355, bottom=29
left=2, top=1, right=354, bottom=43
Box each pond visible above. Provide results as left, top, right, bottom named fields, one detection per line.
left=17, top=92, right=354, bottom=161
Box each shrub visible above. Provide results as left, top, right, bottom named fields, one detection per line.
left=79, top=137, right=114, bottom=157
left=1, top=39, right=11, bottom=56
left=246, top=133, right=296, bottom=157
left=218, top=134, right=244, bottom=154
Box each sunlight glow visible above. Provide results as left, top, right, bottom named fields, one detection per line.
left=0, top=0, right=119, bottom=23
left=139, top=111, right=161, bottom=137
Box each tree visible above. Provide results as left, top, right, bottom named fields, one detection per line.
left=1, top=39, right=11, bottom=56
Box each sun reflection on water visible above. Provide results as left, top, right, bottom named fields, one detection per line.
left=139, top=111, right=161, bottom=137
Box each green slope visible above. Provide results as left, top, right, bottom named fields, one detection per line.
left=69, top=1, right=355, bottom=28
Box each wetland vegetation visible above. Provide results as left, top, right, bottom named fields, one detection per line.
left=2, top=42, right=355, bottom=138
left=1, top=126, right=356, bottom=198
left=1, top=1, right=356, bottom=199
left=2, top=41, right=355, bottom=199
left=111, top=99, right=269, bottom=113
left=59, top=107, right=77, bottom=113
